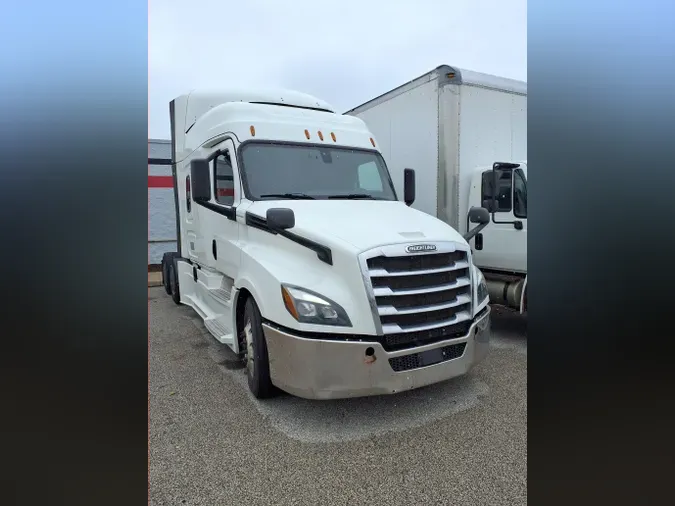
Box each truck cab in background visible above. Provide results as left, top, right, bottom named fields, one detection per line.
left=470, top=162, right=527, bottom=313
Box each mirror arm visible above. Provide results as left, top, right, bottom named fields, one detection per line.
left=463, top=222, right=488, bottom=242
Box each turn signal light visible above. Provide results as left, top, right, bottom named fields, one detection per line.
left=281, top=287, right=299, bottom=319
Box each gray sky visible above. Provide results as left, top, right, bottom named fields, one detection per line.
left=149, top=0, right=526, bottom=139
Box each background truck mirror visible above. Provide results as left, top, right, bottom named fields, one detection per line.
left=468, top=206, right=490, bottom=225
left=491, top=162, right=520, bottom=213
left=403, top=168, right=415, bottom=206
left=481, top=171, right=495, bottom=212
left=266, top=208, right=295, bottom=231
left=190, top=159, right=211, bottom=202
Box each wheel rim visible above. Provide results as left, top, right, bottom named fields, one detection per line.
left=244, top=319, right=255, bottom=376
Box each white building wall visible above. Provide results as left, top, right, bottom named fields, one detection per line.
left=148, top=139, right=177, bottom=265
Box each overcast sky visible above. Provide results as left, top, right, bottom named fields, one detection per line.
left=149, top=0, right=526, bottom=139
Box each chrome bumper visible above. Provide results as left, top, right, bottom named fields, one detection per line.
left=263, top=307, right=491, bottom=400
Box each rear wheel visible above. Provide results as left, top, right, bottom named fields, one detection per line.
left=169, top=259, right=181, bottom=305
left=242, top=297, right=274, bottom=399
left=161, top=252, right=176, bottom=295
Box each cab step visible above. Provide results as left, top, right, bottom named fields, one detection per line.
left=204, top=315, right=235, bottom=346
left=176, top=261, right=237, bottom=348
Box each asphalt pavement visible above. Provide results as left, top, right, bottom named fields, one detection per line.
left=149, top=287, right=527, bottom=506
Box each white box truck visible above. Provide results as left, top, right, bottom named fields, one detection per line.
left=346, top=65, right=528, bottom=313
left=159, top=88, right=492, bottom=400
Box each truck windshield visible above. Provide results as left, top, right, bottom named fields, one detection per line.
left=239, top=142, right=397, bottom=201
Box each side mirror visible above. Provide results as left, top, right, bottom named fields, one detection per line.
left=403, top=168, right=415, bottom=206
left=266, top=208, right=295, bottom=231
left=463, top=206, right=490, bottom=242
left=190, top=159, right=211, bottom=202
left=491, top=161, right=520, bottom=212
left=468, top=206, right=490, bottom=225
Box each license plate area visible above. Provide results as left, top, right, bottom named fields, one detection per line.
left=417, top=348, right=444, bottom=367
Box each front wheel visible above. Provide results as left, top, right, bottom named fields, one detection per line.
left=242, top=297, right=275, bottom=399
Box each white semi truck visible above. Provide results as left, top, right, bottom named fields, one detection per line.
left=346, top=65, right=528, bottom=313
left=160, top=88, right=492, bottom=400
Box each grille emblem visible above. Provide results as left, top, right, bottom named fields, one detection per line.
left=406, top=244, right=437, bottom=254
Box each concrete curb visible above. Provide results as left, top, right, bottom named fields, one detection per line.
left=148, top=271, right=163, bottom=287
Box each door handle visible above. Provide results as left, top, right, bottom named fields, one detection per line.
left=514, top=221, right=523, bottom=230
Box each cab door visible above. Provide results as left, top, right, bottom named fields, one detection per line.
left=182, top=165, right=207, bottom=265
left=197, top=138, right=242, bottom=282
left=471, top=163, right=527, bottom=273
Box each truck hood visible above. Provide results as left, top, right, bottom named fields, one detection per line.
left=245, top=200, right=468, bottom=252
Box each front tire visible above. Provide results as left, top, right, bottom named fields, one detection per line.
left=242, top=297, right=275, bottom=399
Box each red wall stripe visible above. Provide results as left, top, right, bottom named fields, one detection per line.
left=148, top=176, right=235, bottom=198
left=148, top=175, right=174, bottom=188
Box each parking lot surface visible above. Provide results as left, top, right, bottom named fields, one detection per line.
left=149, top=287, right=527, bottom=506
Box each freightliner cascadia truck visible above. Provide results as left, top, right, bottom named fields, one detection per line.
left=160, top=88, right=492, bottom=399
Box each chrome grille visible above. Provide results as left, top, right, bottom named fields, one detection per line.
left=361, top=244, right=473, bottom=350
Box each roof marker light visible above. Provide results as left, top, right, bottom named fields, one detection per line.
left=304, top=129, right=310, bottom=139
left=250, top=125, right=256, bottom=136
left=370, top=137, right=376, bottom=147
left=330, top=132, right=336, bottom=142
left=318, top=131, right=324, bottom=141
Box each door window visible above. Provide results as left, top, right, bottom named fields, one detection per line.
left=214, top=150, right=235, bottom=206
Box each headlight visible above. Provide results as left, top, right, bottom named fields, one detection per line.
left=280, top=285, right=352, bottom=326
left=475, top=268, right=489, bottom=305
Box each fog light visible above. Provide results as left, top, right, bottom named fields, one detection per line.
left=477, top=314, right=490, bottom=332
left=475, top=314, right=491, bottom=343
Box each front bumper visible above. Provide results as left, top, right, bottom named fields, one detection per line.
left=263, top=306, right=491, bottom=400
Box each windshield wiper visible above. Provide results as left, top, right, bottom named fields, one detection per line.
left=259, top=193, right=316, bottom=200
left=326, top=193, right=378, bottom=200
